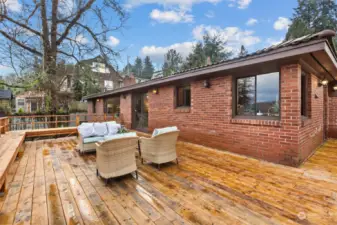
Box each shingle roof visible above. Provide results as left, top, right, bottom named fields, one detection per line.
left=84, top=30, right=336, bottom=100
left=0, top=90, right=12, bottom=99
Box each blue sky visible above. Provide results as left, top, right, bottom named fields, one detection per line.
left=111, top=0, right=297, bottom=70
left=0, top=0, right=298, bottom=75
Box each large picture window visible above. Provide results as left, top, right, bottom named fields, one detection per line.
left=236, top=72, right=280, bottom=117
left=176, top=85, right=191, bottom=107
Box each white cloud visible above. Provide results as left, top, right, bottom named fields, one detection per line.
left=75, top=34, right=89, bottom=44
left=205, top=10, right=215, bottom=18
left=124, top=0, right=221, bottom=10
left=192, top=25, right=261, bottom=49
left=140, top=42, right=195, bottom=62
left=150, top=9, right=193, bottom=23
left=237, top=0, right=252, bottom=9
left=228, top=0, right=252, bottom=9
left=58, top=0, right=75, bottom=17
left=108, top=36, right=120, bottom=47
left=6, top=0, right=21, bottom=12
left=246, top=18, right=258, bottom=26
left=273, top=17, right=291, bottom=31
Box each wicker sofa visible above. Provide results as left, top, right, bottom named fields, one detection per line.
left=96, top=133, right=139, bottom=182
left=139, top=127, right=180, bottom=169
left=77, top=121, right=121, bottom=154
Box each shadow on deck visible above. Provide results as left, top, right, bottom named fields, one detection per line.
left=0, top=137, right=337, bottom=225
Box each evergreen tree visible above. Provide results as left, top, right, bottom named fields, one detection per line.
left=162, top=49, right=183, bottom=76
left=142, top=56, right=155, bottom=79
left=122, top=63, right=133, bottom=75
left=132, top=57, right=143, bottom=77
left=80, top=65, right=100, bottom=97
left=72, top=75, right=83, bottom=101
left=181, top=33, right=232, bottom=71
left=286, top=0, right=337, bottom=44
left=203, top=33, right=232, bottom=63
left=238, top=45, right=248, bottom=57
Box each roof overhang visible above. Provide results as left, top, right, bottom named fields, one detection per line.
left=84, top=39, right=334, bottom=100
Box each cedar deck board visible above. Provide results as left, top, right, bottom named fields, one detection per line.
left=1, top=136, right=337, bottom=224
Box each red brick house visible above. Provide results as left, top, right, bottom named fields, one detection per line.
left=84, top=30, right=337, bottom=167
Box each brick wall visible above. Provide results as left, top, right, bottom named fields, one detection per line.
left=87, top=99, right=104, bottom=115
left=299, top=74, right=324, bottom=163
left=87, top=101, right=93, bottom=114
left=95, top=99, right=104, bottom=115
left=120, top=94, right=132, bottom=128
left=123, top=74, right=136, bottom=87
left=147, top=64, right=326, bottom=166
left=328, top=96, right=337, bottom=138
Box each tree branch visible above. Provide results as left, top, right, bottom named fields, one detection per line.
left=1, top=15, right=42, bottom=37
left=56, top=0, right=95, bottom=46
left=0, top=81, right=30, bottom=88
left=0, top=30, right=42, bottom=56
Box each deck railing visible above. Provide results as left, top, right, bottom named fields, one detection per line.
left=1, top=114, right=116, bottom=131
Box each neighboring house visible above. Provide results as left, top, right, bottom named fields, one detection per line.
left=120, top=72, right=150, bottom=87
left=0, top=90, right=13, bottom=114
left=78, top=56, right=123, bottom=91
left=84, top=30, right=337, bottom=167
left=15, top=91, right=45, bottom=113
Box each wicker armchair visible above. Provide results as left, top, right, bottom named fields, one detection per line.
left=95, top=136, right=139, bottom=183
left=139, top=130, right=180, bottom=169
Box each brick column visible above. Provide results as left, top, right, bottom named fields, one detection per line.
left=96, top=99, right=104, bottom=115
left=87, top=101, right=93, bottom=114
left=280, top=64, right=301, bottom=165
left=120, top=94, right=132, bottom=128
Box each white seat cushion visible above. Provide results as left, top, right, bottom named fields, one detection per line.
left=106, top=122, right=121, bottom=135
left=93, top=123, right=108, bottom=136
left=152, top=126, right=179, bottom=137
left=104, top=132, right=138, bottom=141
left=83, top=136, right=104, bottom=144
left=78, top=123, right=94, bottom=138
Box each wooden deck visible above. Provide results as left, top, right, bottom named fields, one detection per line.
left=0, top=137, right=337, bottom=225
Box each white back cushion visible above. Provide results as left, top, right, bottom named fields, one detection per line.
left=78, top=123, right=94, bottom=138
left=106, top=122, right=121, bottom=135
left=93, top=123, right=108, bottom=136
left=152, top=126, right=178, bottom=137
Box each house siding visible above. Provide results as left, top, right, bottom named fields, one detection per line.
left=328, top=95, right=337, bottom=138
left=86, top=63, right=332, bottom=167
left=147, top=64, right=324, bottom=166
left=120, top=94, right=132, bottom=129
left=298, top=74, right=325, bottom=163
left=149, top=65, right=301, bottom=165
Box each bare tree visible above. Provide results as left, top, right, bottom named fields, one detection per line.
left=0, top=0, right=127, bottom=106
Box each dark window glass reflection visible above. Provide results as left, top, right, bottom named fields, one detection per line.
left=236, top=72, right=279, bottom=117
left=237, top=76, right=255, bottom=116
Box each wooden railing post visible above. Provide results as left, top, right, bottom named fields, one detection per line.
left=104, top=113, right=107, bottom=122
left=76, top=115, right=80, bottom=126
left=4, top=117, right=8, bottom=133
left=55, top=116, right=58, bottom=128
left=0, top=118, right=4, bottom=134
left=31, top=118, right=35, bottom=130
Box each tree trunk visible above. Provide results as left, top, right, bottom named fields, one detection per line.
left=43, top=49, right=58, bottom=112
